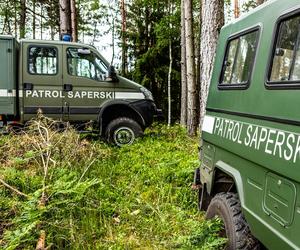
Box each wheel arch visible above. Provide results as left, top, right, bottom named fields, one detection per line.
left=98, top=101, right=145, bottom=136
left=210, top=161, right=245, bottom=206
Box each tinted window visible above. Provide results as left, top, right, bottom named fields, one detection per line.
left=270, top=15, right=300, bottom=82
left=28, top=47, right=57, bottom=75
left=67, top=48, right=108, bottom=81
left=220, top=30, right=259, bottom=85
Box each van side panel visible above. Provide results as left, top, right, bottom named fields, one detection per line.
left=203, top=113, right=300, bottom=249
left=203, top=0, right=300, bottom=249
left=0, top=36, right=17, bottom=115
left=207, top=0, right=300, bottom=123
left=21, top=42, right=63, bottom=121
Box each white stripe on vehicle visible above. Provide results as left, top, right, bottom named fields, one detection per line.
left=0, top=90, right=145, bottom=99
left=204, top=115, right=300, bottom=164
left=202, top=115, right=215, bottom=134
left=0, top=89, right=16, bottom=97
left=115, top=92, right=145, bottom=100
left=0, top=90, right=6, bottom=97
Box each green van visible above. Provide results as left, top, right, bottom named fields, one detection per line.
left=195, top=0, right=300, bottom=249
left=0, top=36, right=160, bottom=146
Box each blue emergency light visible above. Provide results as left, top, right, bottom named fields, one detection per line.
left=62, top=34, right=72, bottom=42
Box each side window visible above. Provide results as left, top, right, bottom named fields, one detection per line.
left=269, top=15, right=300, bottom=83
left=220, top=29, right=259, bottom=87
left=67, top=48, right=108, bottom=81
left=28, top=47, right=57, bottom=75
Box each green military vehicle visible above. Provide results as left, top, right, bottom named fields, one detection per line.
left=194, top=0, right=300, bottom=249
left=0, top=35, right=160, bottom=146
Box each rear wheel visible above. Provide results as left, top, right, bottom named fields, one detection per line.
left=7, top=123, right=24, bottom=134
left=105, top=117, right=143, bottom=146
left=206, top=192, right=260, bottom=250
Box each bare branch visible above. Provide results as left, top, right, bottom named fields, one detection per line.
left=0, top=178, right=28, bottom=198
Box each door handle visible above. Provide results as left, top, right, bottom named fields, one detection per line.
left=63, top=84, right=73, bottom=92
left=63, top=102, right=70, bottom=115
left=24, top=83, right=33, bottom=91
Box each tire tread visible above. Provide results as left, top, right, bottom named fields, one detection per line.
left=206, top=192, right=260, bottom=250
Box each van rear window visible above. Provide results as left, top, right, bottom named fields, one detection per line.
left=220, top=29, right=259, bottom=88
left=269, top=15, right=300, bottom=83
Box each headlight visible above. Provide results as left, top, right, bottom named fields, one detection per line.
left=140, top=87, right=153, bottom=100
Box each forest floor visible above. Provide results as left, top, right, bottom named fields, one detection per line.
left=0, top=120, right=226, bottom=249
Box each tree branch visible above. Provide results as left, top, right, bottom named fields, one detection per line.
left=0, top=178, right=28, bottom=198
left=26, top=6, right=47, bottom=20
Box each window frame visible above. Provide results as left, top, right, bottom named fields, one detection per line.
left=266, top=9, right=300, bottom=89
left=218, top=26, right=261, bottom=90
left=66, top=47, right=108, bottom=82
left=27, top=45, right=59, bottom=76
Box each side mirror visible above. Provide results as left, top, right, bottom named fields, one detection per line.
left=106, top=65, right=119, bottom=82
left=78, top=48, right=91, bottom=55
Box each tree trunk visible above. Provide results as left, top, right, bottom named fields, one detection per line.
left=40, top=4, right=43, bottom=40
left=59, top=0, right=71, bottom=36
left=167, top=0, right=173, bottom=126
left=256, top=0, right=266, bottom=5
left=200, top=0, right=224, bottom=127
left=184, top=0, right=198, bottom=136
left=234, top=0, right=240, bottom=18
left=14, top=1, right=18, bottom=37
left=33, top=0, right=36, bottom=39
left=195, top=3, right=201, bottom=125
left=70, top=0, right=78, bottom=42
left=180, top=0, right=187, bottom=127
left=111, top=18, right=115, bottom=65
left=121, top=0, right=128, bottom=75
left=168, top=39, right=173, bottom=126
left=20, top=0, right=26, bottom=38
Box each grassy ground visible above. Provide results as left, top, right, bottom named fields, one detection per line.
left=0, top=120, right=225, bottom=250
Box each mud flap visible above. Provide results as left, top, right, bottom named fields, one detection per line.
left=193, top=167, right=201, bottom=188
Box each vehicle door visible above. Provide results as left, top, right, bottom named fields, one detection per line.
left=0, top=38, right=16, bottom=115
left=62, top=46, right=115, bottom=121
left=22, top=43, right=63, bottom=120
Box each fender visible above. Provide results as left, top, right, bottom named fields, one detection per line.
left=213, top=161, right=244, bottom=206
left=97, top=100, right=146, bottom=135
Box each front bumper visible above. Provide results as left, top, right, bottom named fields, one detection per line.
left=155, top=109, right=164, bottom=121
left=130, top=99, right=159, bottom=127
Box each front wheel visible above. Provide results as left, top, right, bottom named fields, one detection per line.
left=206, top=192, right=260, bottom=250
left=105, top=117, right=143, bottom=146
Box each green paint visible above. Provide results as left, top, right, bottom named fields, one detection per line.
left=202, top=0, right=300, bottom=249
left=0, top=36, right=17, bottom=115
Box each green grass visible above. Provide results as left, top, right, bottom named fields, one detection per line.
left=0, top=123, right=226, bottom=250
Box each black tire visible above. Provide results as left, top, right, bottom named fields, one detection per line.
left=206, top=192, right=260, bottom=250
left=7, top=124, right=24, bottom=134
left=105, top=117, right=143, bottom=146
